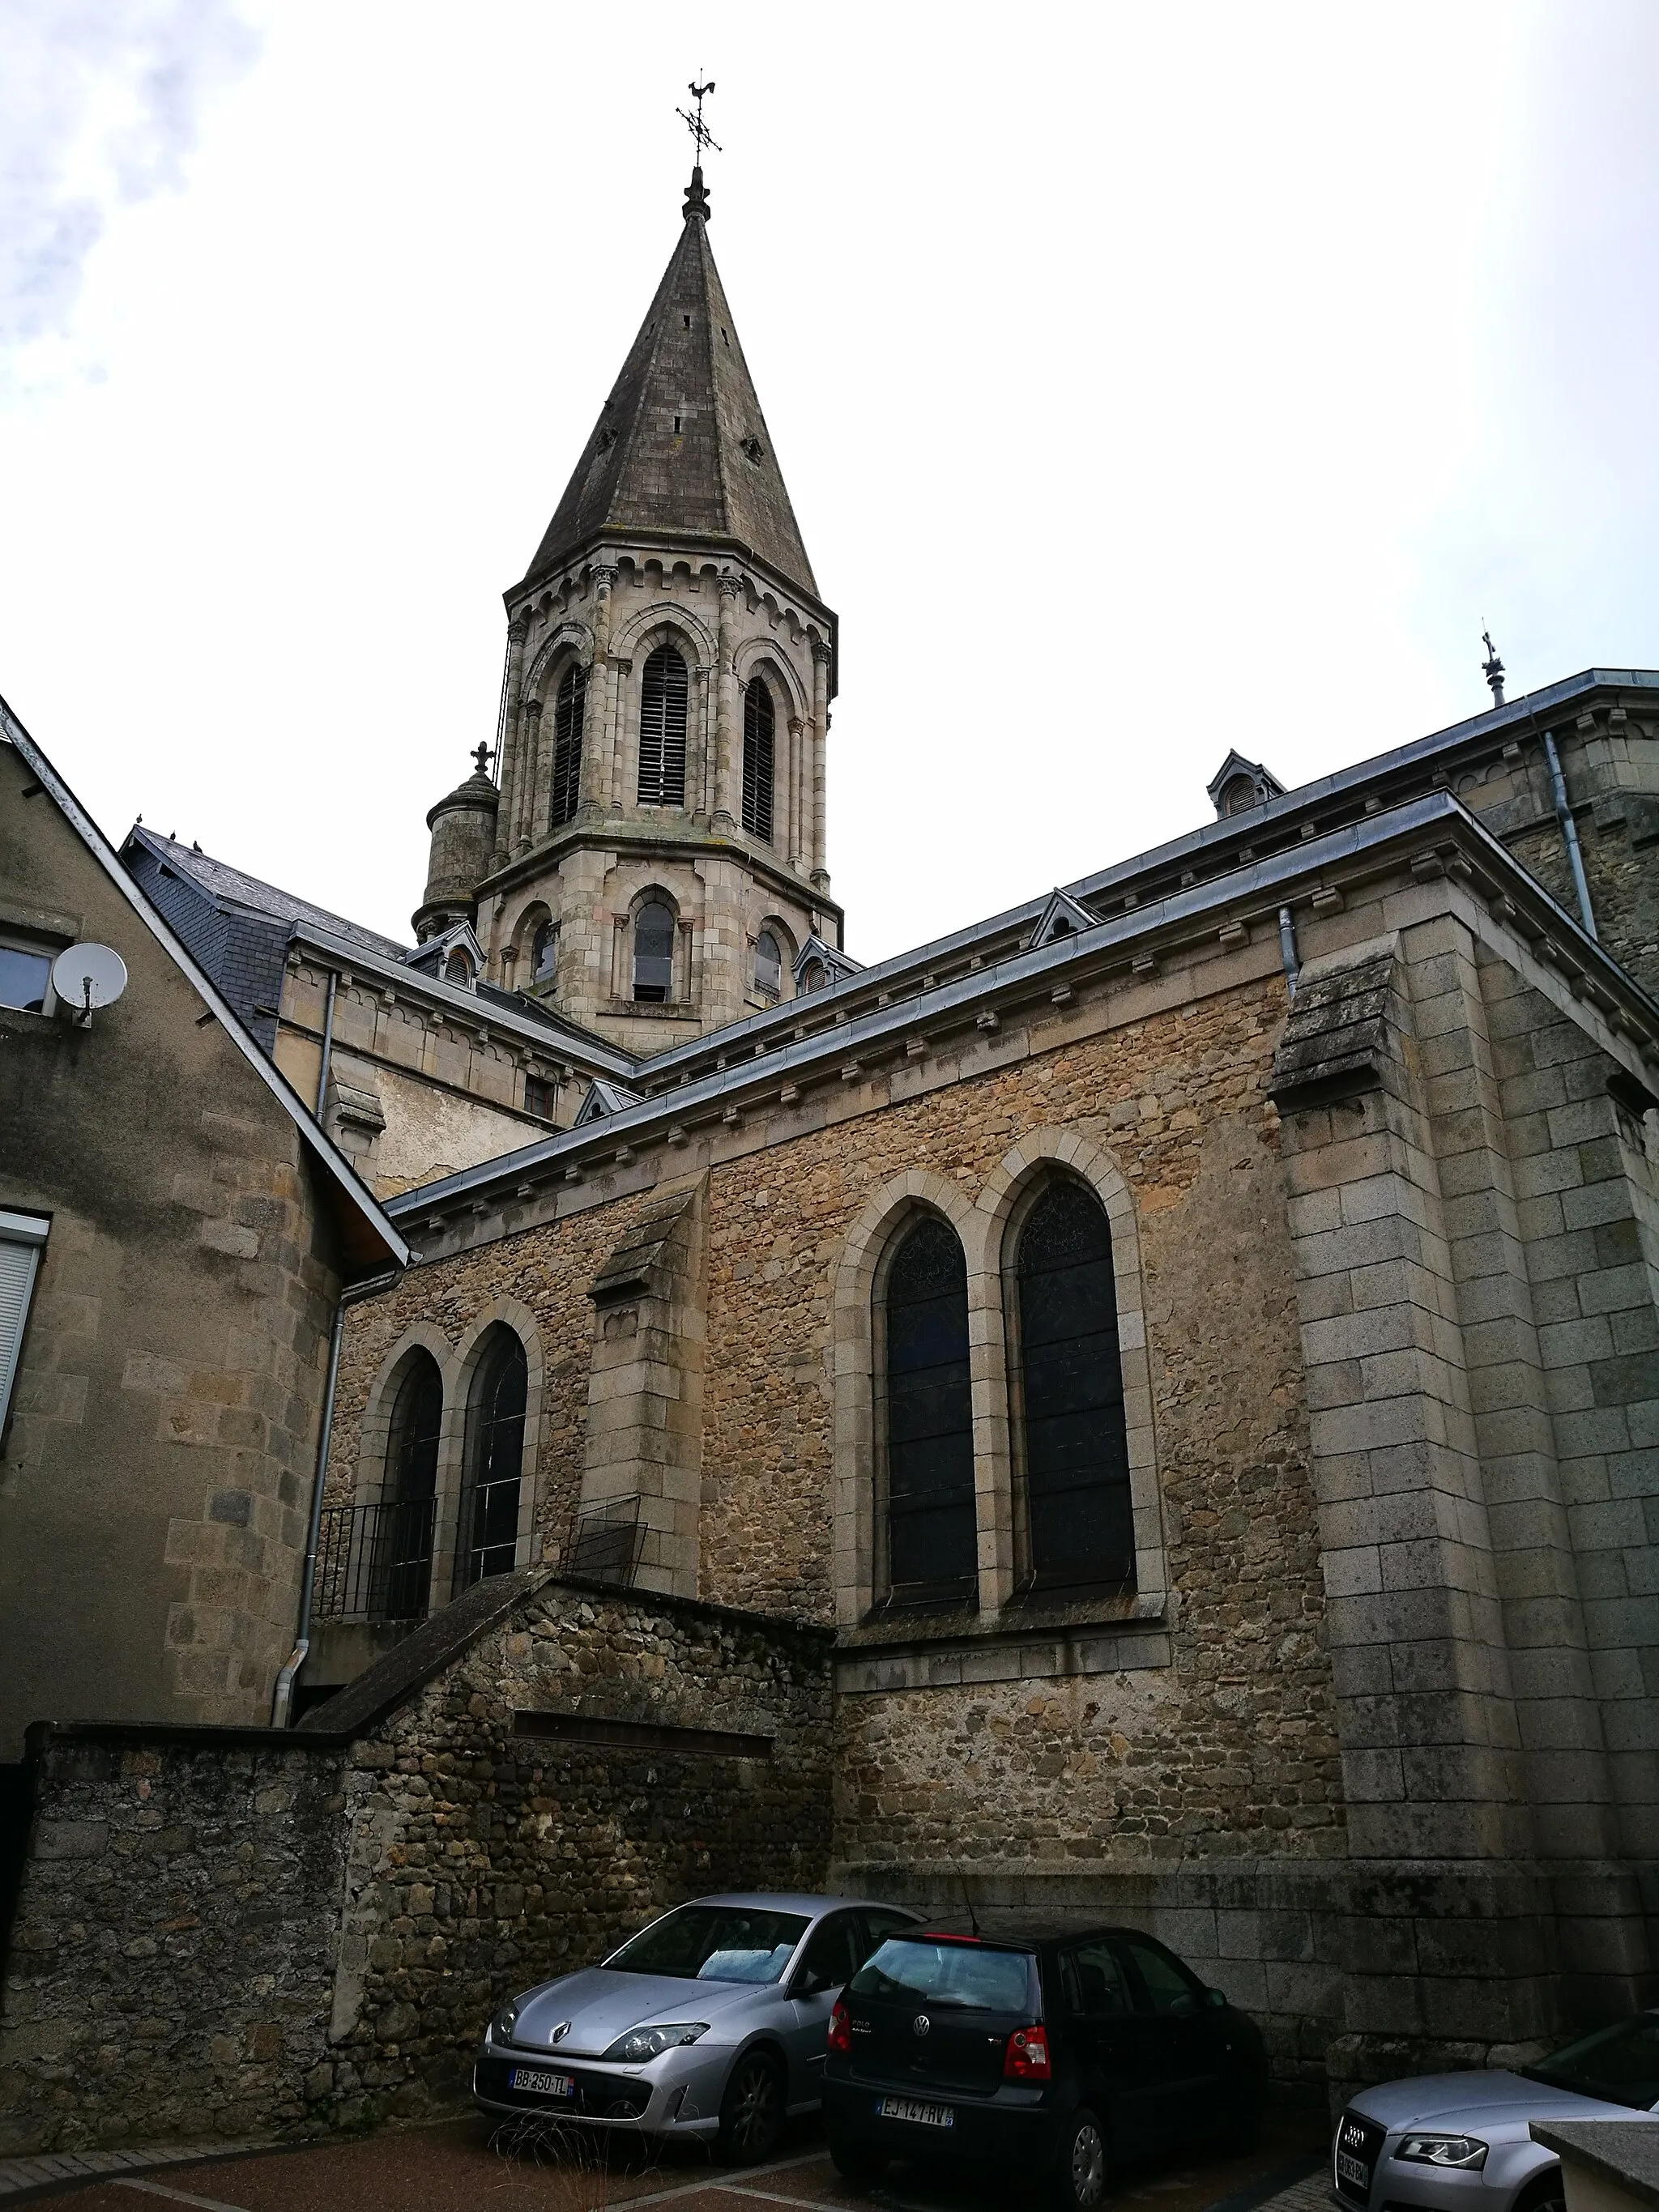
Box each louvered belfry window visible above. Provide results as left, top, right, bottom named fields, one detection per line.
left=638, top=644, right=689, bottom=808
left=882, top=1214, right=978, bottom=1607
left=454, top=1326, right=527, bottom=1593
left=549, top=664, right=586, bottom=828
left=742, top=676, right=774, bottom=842
left=1013, top=1178, right=1134, bottom=1591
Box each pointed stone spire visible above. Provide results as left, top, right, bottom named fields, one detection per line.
left=522, top=171, right=817, bottom=597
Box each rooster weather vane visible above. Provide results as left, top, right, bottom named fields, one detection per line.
left=677, top=79, right=721, bottom=162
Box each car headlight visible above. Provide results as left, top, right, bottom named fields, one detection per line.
left=602, top=2022, right=710, bottom=2063
left=489, top=2003, right=520, bottom=2044
left=1397, top=2135, right=1488, bottom=2170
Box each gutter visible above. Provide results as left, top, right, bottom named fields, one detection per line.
left=313, top=965, right=338, bottom=1117
left=271, top=1266, right=400, bottom=1728
left=1540, top=727, right=1597, bottom=940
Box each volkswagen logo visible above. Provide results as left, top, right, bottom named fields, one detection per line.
left=912, top=2013, right=932, bottom=2038
left=550, top=2020, right=572, bottom=2044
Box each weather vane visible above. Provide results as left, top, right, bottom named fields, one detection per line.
left=1481, top=626, right=1506, bottom=708
left=677, top=79, right=721, bottom=162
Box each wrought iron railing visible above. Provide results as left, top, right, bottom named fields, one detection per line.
left=313, top=1498, right=437, bottom=1623
left=569, top=1496, right=646, bottom=1588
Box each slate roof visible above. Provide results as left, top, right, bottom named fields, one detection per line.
left=522, top=170, right=818, bottom=600
left=125, top=825, right=409, bottom=964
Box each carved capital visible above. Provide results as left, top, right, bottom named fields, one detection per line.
left=523, top=697, right=543, bottom=723
left=717, top=572, right=744, bottom=599
left=508, top=609, right=531, bottom=641
left=811, top=638, right=833, bottom=665
left=591, top=562, right=620, bottom=592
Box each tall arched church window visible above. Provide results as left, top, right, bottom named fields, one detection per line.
left=633, top=898, right=676, bottom=1002
left=372, top=1353, right=441, bottom=1620
left=742, top=677, right=774, bottom=842
left=454, top=1326, right=527, bottom=1592
left=550, top=664, right=586, bottom=828
left=638, top=645, right=688, bottom=808
left=530, top=918, right=558, bottom=985
left=755, top=929, right=782, bottom=1000
left=1011, top=1178, right=1134, bottom=1592
left=882, top=1215, right=977, bottom=1608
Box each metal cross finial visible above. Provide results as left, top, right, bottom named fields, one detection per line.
left=471, top=742, right=493, bottom=777
left=678, top=79, right=721, bottom=162
left=1480, top=627, right=1506, bottom=707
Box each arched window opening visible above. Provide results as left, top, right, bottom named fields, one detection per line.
left=372, top=1353, right=441, bottom=1621
left=742, top=677, right=775, bottom=842
left=530, top=918, right=558, bottom=985
left=638, top=644, right=689, bottom=808
left=550, top=664, right=586, bottom=828
left=633, top=897, right=676, bottom=1003
left=454, top=1327, right=527, bottom=1593
left=755, top=929, right=782, bottom=1000
left=881, top=1215, right=977, bottom=1609
left=445, top=949, right=472, bottom=986
left=1011, top=1178, right=1133, bottom=1593
left=1221, top=775, right=1256, bottom=816
left=799, top=957, right=826, bottom=995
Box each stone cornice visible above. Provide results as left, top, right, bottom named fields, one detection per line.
left=474, top=817, right=846, bottom=933
left=387, top=789, right=1659, bottom=1246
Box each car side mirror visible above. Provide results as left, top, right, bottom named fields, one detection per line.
left=791, top=1970, right=832, bottom=1998
left=1206, top=1987, right=1227, bottom=2010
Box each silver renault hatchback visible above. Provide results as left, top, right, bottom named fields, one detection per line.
left=474, top=1892, right=920, bottom=2164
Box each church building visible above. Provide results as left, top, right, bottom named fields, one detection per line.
left=3, top=156, right=1659, bottom=2140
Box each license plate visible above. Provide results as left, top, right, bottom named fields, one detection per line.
left=1337, top=2152, right=1370, bottom=2189
left=877, top=2096, right=954, bottom=2128
left=510, top=2066, right=575, bottom=2099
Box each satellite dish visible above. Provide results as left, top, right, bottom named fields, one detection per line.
left=52, top=944, right=128, bottom=1026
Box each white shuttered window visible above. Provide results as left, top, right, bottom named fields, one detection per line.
left=0, top=1211, right=48, bottom=1434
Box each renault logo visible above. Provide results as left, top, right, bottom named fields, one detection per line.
left=913, top=2014, right=932, bottom=2038
left=551, top=2020, right=572, bottom=2044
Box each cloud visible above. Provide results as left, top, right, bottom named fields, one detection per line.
left=0, top=0, right=258, bottom=351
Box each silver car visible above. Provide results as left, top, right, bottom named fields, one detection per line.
left=1335, top=2014, right=1659, bottom=2212
left=474, top=1891, right=920, bottom=2163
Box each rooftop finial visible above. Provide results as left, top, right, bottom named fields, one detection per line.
left=1481, top=627, right=1506, bottom=708
left=471, top=741, right=494, bottom=778
left=678, top=78, right=719, bottom=220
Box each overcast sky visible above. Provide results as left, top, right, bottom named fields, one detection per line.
left=2, top=2, right=1656, bottom=962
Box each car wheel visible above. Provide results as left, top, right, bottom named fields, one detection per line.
left=718, top=2049, right=787, bottom=2166
left=827, top=2123, right=889, bottom=2189
left=1052, top=2106, right=1109, bottom=2210
left=1514, top=2172, right=1567, bottom=2212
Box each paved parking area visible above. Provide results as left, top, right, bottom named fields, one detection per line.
left=2, top=2112, right=1328, bottom=2212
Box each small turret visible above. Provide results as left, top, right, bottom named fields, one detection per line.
left=413, top=745, right=498, bottom=941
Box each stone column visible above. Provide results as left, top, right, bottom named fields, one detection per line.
left=714, top=573, right=741, bottom=828
left=520, top=700, right=544, bottom=846
left=582, top=565, right=618, bottom=817
left=493, top=612, right=531, bottom=864
left=787, top=716, right=804, bottom=868
left=810, top=639, right=831, bottom=888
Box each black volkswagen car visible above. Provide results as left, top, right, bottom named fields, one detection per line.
left=822, top=1922, right=1268, bottom=2209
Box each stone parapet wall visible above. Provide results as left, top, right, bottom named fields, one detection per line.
left=0, top=1579, right=834, bottom=2157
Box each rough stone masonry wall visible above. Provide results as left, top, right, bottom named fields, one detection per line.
left=0, top=1579, right=833, bottom=2155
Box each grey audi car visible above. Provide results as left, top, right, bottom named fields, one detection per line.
left=1334, top=2014, right=1659, bottom=2212
left=474, top=1892, right=919, bottom=2163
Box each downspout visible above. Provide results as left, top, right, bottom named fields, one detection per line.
left=1540, top=726, right=1597, bottom=940
left=313, top=965, right=339, bottom=1117
left=1278, top=905, right=1300, bottom=1001
left=271, top=1266, right=398, bottom=1728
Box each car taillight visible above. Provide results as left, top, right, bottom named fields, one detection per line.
left=828, top=2000, right=852, bottom=2054
left=1004, top=2025, right=1051, bottom=2080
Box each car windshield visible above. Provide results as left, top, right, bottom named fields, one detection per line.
left=605, top=1905, right=811, bottom=1985
left=1525, top=2016, right=1659, bottom=2111
left=851, top=1937, right=1034, bottom=2013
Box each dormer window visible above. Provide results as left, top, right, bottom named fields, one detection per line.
left=445, top=949, right=473, bottom=987
left=799, top=957, right=826, bottom=995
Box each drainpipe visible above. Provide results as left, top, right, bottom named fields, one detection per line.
left=313, top=965, right=339, bottom=1118
left=271, top=1267, right=398, bottom=1728
left=1540, top=727, right=1597, bottom=940
left=1278, top=906, right=1300, bottom=1000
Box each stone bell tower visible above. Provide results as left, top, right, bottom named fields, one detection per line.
left=420, top=165, right=842, bottom=1055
